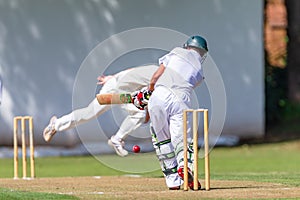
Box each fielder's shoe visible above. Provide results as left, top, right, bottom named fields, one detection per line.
left=178, top=166, right=201, bottom=190
left=108, top=135, right=128, bottom=157
left=43, top=116, right=57, bottom=142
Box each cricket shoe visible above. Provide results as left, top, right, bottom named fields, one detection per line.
left=178, top=166, right=201, bottom=190
left=108, top=135, right=128, bottom=157
left=43, top=116, right=57, bottom=142
left=168, top=186, right=180, bottom=190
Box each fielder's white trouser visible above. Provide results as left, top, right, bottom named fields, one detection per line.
left=148, top=86, right=194, bottom=188
left=54, top=76, right=146, bottom=139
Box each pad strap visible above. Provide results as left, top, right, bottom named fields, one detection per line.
left=162, top=166, right=178, bottom=176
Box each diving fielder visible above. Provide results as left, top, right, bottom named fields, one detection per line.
left=43, top=65, right=158, bottom=157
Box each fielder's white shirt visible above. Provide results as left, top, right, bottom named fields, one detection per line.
left=112, top=65, right=158, bottom=93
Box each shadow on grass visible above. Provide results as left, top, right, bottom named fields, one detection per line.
left=207, top=186, right=262, bottom=190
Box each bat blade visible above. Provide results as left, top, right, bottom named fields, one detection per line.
left=96, top=93, right=133, bottom=104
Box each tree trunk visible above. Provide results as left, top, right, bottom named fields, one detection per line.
left=286, top=0, right=300, bottom=103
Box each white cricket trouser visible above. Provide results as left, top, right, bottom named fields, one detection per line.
left=148, top=86, right=194, bottom=188
left=54, top=76, right=146, bottom=139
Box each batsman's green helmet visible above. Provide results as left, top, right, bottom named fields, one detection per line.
left=183, top=35, right=208, bottom=52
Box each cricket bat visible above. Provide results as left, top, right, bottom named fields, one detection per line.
left=96, top=93, right=133, bottom=105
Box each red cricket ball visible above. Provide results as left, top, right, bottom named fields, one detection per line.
left=132, top=145, right=141, bottom=153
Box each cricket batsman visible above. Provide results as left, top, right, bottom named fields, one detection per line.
left=132, top=35, right=208, bottom=190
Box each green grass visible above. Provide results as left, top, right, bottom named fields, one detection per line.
left=210, top=141, right=300, bottom=186
left=0, top=155, right=160, bottom=178
left=0, top=188, right=78, bottom=200
left=1, top=139, right=300, bottom=199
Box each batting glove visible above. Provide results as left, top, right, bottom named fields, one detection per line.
left=131, top=87, right=152, bottom=110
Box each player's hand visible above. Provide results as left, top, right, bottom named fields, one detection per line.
left=97, top=75, right=113, bottom=85
left=131, top=87, right=152, bottom=110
